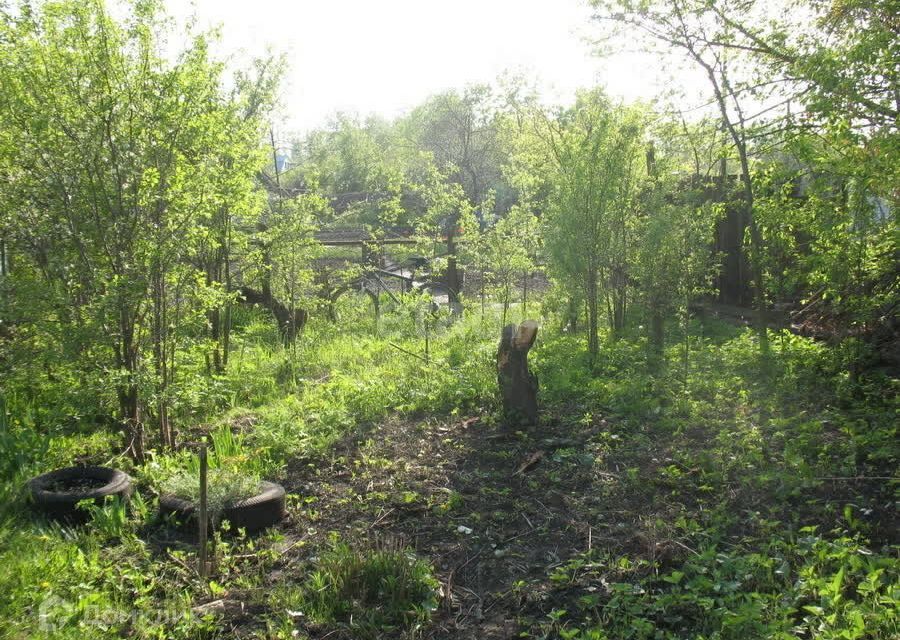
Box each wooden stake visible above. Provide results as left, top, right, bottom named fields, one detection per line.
left=198, top=445, right=208, bottom=577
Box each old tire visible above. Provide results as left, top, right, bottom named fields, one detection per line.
left=28, top=466, right=133, bottom=522
left=159, top=481, right=286, bottom=535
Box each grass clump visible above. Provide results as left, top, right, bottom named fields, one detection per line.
left=161, top=467, right=260, bottom=517
left=153, top=424, right=264, bottom=522
left=283, top=541, right=439, bottom=637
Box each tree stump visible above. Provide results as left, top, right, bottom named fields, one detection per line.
left=497, top=320, right=539, bottom=425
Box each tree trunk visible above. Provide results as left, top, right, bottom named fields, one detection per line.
left=152, top=267, right=173, bottom=449
left=117, top=384, right=143, bottom=463
left=480, top=266, right=486, bottom=323
left=238, top=286, right=307, bottom=343
left=502, top=284, right=510, bottom=326
left=0, top=236, right=7, bottom=319
left=693, top=53, right=769, bottom=356
left=222, top=243, right=231, bottom=369
left=522, top=269, right=528, bottom=317
left=117, top=311, right=144, bottom=462
left=497, top=320, right=539, bottom=426
left=208, top=305, right=222, bottom=374
left=650, top=305, right=665, bottom=355
left=0, top=236, right=7, bottom=277
left=586, top=271, right=599, bottom=365
left=566, top=296, right=578, bottom=333
left=446, top=229, right=463, bottom=316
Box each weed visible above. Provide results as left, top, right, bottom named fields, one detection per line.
left=274, top=540, right=440, bottom=638
left=160, top=467, right=261, bottom=521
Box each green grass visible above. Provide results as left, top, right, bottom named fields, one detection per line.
left=219, top=299, right=497, bottom=469
left=540, top=531, right=897, bottom=640
left=0, top=295, right=499, bottom=638
left=527, top=320, right=898, bottom=640
left=271, top=540, right=439, bottom=638
left=160, top=468, right=261, bottom=519
left=0, top=293, right=896, bottom=639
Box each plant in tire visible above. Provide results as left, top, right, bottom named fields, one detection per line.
left=160, top=468, right=261, bottom=524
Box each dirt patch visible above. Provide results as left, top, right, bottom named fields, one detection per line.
left=218, top=399, right=896, bottom=639
left=248, top=411, right=666, bottom=639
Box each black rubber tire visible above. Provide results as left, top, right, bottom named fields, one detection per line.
left=159, top=480, right=286, bottom=535
left=28, top=466, right=133, bottom=522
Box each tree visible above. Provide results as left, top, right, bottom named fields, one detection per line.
left=634, top=140, right=720, bottom=362
left=592, top=0, right=776, bottom=355
left=403, top=86, right=513, bottom=311
left=482, top=204, right=538, bottom=326
left=412, top=162, right=476, bottom=316
left=196, top=55, right=284, bottom=374
left=695, top=0, right=898, bottom=132
left=535, top=90, right=646, bottom=364
left=0, top=0, right=275, bottom=457
left=740, top=0, right=899, bottom=353
left=299, top=114, right=407, bottom=229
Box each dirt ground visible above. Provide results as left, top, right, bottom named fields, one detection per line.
left=221, top=409, right=688, bottom=639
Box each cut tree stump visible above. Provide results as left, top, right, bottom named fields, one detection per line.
left=497, top=320, right=539, bottom=425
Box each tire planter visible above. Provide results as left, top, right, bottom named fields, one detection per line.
left=28, top=465, right=133, bottom=522
left=159, top=481, right=286, bottom=535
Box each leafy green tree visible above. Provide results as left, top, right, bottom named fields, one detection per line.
left=535, top=90, right=647, bottom=363
left=634, top=144, right=720, bottom=362
left=196, top=56, right=284, bottom=374
left=595, top=0, right=898, bottom=361
left=592, top=0, right=776, bottom=356
left=299, top=114, right=407, bottom=230
left=411, top=163, right=476, bottom=316
left=482, top=204, right=538, bottom=326
left=0, top=0, right=275, bottom=457
left=697, top=0, right=898, bottom=131
left=402, top=86, right=514, bottom=310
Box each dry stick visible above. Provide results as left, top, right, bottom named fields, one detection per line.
left=370, top=272, right=400, bottom=304
left=521, top=512, right=534, bottom=530
left=815, top=476, right=897, bottom=482
left=387, top=341, right=429, bottom=363
left=367, top=508, right=396, bottom=530
left=198, top=445, right=209, bottom=578
left=167, top=549, right=196, bottom=577
left=671, top=539, right=701, bottom=558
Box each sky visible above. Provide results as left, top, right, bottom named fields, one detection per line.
left=166, top=0, right=694, bottom=136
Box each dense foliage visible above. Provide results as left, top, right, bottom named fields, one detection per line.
left=0, top=0, right=895, bottom=639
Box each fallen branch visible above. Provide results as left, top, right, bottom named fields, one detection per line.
left=814, top=476, right=898, bottom=482
left=671, top=539, right=701, bottom=558
left=514, top=450, right=545, bottom=476
left=368, top=508, right=396, bottom=530
left=388, top=341, right=429, bottom=363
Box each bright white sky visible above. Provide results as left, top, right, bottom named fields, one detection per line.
left=167, top=0, right=697, bottom=135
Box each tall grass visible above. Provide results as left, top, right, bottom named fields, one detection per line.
left=220, top=297, right=500, bottom=466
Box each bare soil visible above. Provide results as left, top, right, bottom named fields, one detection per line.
left=235, top=410, right=688, bottom=639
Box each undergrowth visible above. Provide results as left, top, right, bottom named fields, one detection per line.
left=0, top=296, right=896, bottom=638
